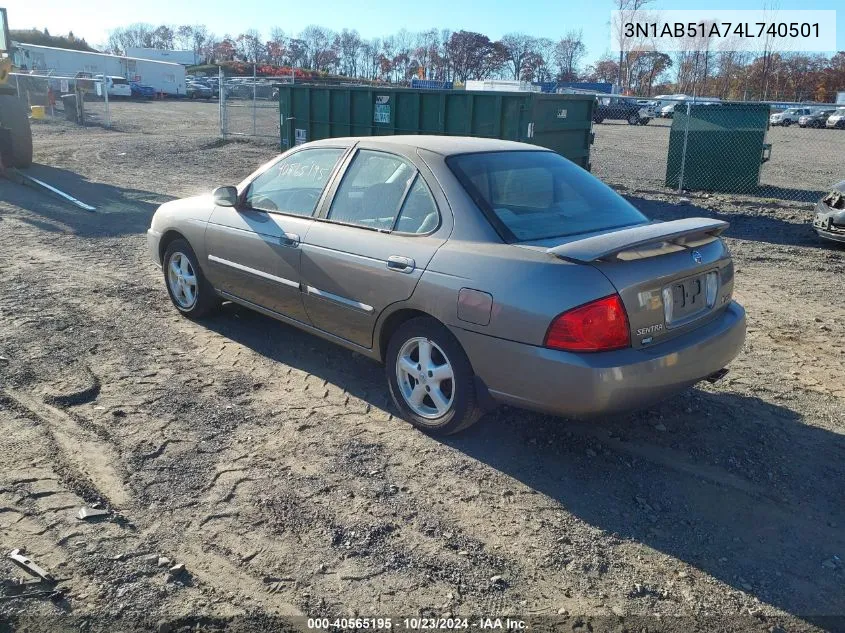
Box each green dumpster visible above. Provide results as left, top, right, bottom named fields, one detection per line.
left=278, top=85, right=595, bottom=170
left=665, top=103, right=771, bottom=193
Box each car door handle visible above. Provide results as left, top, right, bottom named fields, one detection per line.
left=387, top=255, right=415, bottom=273
left=280, top=232, right=300, bottom=248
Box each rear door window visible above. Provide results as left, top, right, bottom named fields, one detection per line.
left=328, top=150, right=416, bottom=230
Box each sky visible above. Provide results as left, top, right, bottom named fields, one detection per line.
left=4, top=0, right=844, bottom=65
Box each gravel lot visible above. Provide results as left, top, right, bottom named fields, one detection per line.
left=0, top=100, right=844, bottom=633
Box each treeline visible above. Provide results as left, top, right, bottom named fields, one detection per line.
left=9, top=16, right=805, bottom=103
left=594, top=50, right=845, bottom=103
left=106, top=23, right=588, bottom=86
left=11, top=28, right=96, bottom=52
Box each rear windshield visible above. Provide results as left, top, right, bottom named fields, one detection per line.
left=447, top=151, right=647, bottom=242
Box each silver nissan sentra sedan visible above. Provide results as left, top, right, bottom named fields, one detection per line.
left=147, top=136, right=746, bottom=435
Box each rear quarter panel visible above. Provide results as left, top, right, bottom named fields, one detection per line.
left=410, top=241, right=619, bottom=346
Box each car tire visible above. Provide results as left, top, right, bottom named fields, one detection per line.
left=386, top=317, right=483, bottom=436
left=162, top=239, right=219, bottom=319
left=0, top=94, right=33, bottom=168
left=627, top=113, right=639, bottom=125
left=782, top=120, right=791, bottom=127
left=593, top=117, right=604, bottom=124
left=639, top=118, right=650, bottom=125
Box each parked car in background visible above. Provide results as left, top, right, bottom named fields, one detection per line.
left=204, top=77, right=220, bottom=98
left=798, top=109, right=837, bottom=128
left=147, top=136, right=745, bottom=435
left=812, top=181, right=845, bottom=244
left=652, top=94, right=688, bottom=113
left=826, top=108, right=845, bottom=129
left=130, top=82, right=156, bottom=100
left=660, top=101, right=686, bottom=118
left=594, top=97, right=654, bottom=125
left=93, top=75, right=132, bottom=99
left=770, top=107, right=813, bottom=126
left=186, top=81, right=213, bottom=100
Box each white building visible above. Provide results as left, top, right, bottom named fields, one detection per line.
left=125, top=47, right=197, bottom=66
left=12, top=43, right=186, bottom=95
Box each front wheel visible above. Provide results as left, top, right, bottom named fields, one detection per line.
left=162, top=239, right=219, bottom=319
left=386, top=317, right=483, bottom=436
left=627, top=113, right=639, bottom=125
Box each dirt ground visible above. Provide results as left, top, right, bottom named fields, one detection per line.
left=0, top=101, right=844, bottom=633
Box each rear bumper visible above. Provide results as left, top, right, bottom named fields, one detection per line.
left=452, top=301, right=746, bottom=418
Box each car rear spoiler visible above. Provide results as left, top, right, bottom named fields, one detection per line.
left=547, top=218, right=729, bottom=263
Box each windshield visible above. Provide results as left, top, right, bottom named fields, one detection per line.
left=447, top=151, right=648, bottom=242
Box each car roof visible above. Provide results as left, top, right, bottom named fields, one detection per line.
left=304, top=135, right=550, bottom=156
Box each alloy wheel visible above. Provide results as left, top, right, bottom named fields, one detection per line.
left=167, top=251, right=198, bottom=310
left=395, top=337, right=455, bottom=420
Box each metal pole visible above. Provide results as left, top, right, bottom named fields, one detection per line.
left=219, top=66, right=225, bottom=137
left=677, top=100, right=692, bottom=193
left=252, top=63, right=257, bottom=137
left=103, top=76, right=111, bottom=128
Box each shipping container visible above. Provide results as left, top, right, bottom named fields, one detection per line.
left=278, top=85, right=595, bottom=169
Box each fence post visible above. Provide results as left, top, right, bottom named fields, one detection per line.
left=103, top=76, right=111, bottom=128
left=252, top=64, right=257, bottom=137
left=219, top=66, right=226, bottom=138
left=677, top=99, right=692, bottom=193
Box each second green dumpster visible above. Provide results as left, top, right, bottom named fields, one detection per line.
left=278, top=85, right=595, bottom=170
left=665, top=103, right=771, bottom=193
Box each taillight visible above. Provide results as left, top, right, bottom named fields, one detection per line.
left=544, top=294, right=630, bottom=352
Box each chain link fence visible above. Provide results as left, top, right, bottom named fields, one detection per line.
left=590, top=95, right=844, bottom=205
left=8, top=71, right=152, bottom=128
left=218, top=73, right=283, bottom=142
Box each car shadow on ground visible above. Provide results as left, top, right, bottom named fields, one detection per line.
left=0, top=164, right=169, bottom=237
left=203, top=302, right=844, bottom=627
left=629, top=195, right=844, bottom=250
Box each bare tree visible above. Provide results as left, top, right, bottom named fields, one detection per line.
left=301, top=25, right=335, bottom=70
left=611, top=0, right=653, bottom=91
left=235, top=29, right=264, bottom=64
left=337, top=29, right=362, bottom=77
left=191, top=25, right=208, bottom=64
left=500, top=33, right=537, bottom=81
left=175, top=25, right=193, bottom=51
left=554, top=29, right=586, bottom=81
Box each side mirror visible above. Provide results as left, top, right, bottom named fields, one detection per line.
left=212, top=186, right=238, bottom=207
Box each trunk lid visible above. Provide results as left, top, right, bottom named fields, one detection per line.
left=521, top=218, right=736, bottom=349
